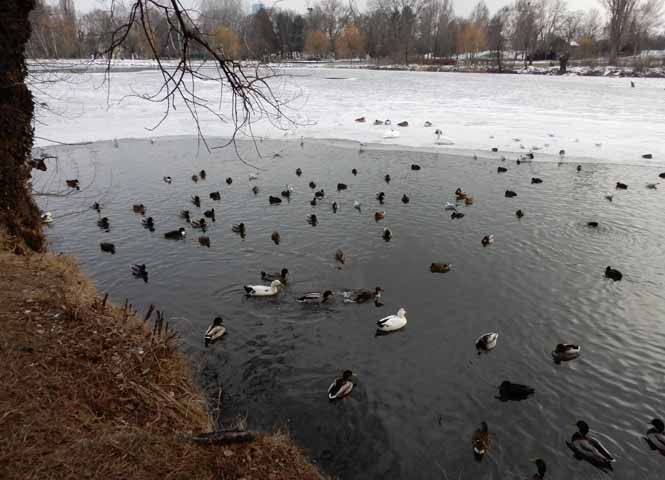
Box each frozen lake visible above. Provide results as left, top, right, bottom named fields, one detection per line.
left=32, top=64, right=665, bottom=165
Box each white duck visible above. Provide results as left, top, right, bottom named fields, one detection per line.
left=41, top=211, right=53, bottom=224
left=244, top=279, right=282, bottom=297
left=475, top=332, right=498, bottom=354
left=377, top=308, right=407, bottom=333
left=328, top=370, right=355, bottom=400
left=204, top=316, right=226, bottom=347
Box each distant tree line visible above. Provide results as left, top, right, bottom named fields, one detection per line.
left=27, top=0, right=665, bottom=67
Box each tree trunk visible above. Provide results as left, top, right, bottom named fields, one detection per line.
left=0, top=0, right=45, bottom=252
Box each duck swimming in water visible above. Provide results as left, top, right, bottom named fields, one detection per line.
left=343, top=287, right=383, bottom=304
left=472, top=421, right=491, bottom=460
left=309, top=181, right=316, bottom=189
left=646, top=183, right=658, bottom=189
left=352, top=168, right=358, bottom=175
left=100, top=242, right=115, bottom=254
left=605, top=266, right=622, bottom=281
left=335, top=249, right=347, bottom=264
left=252, top=185, right=259, bottom=195
left=232, top=223, right=245, bottom=235
left=198, top=236, right=210, bottom=247
left=131, top=264, right=148, bottom=281
left=164, top=227, right=186, bottom=240
left=516, top=209, right=524, bottom=219
left=527, top=458, right=547, bottom=479
left=430, top=263, right=451, bottom=273
left=531, top=177, right=543, bottom=184
left=567, top=420, right=615, bottom=466
left=261, top=268, right=288, bottom=283
left=41, top=212, right=53, bottom=224
left=141, top=217, right=154, bottom=231
left=97, top=217, right=110, bottom=230
left=644, top=418, right=665, bottom=455
left=476, top=332, right=498, bottom=354
left=384, top=174, right=391, bottom=183
left=297, top=290, right=334, bottom=304
left=191, top=218, right=207, bottom=230
left=401, top=194, right=410, bottom=204
left=455, top=188, right=467, bottom=200
left=587, top=221, right=599, bottom=228
left=209, top=191, right=221, bottom=201
left=376, top=192, right=385, bottom=204
left=377, top=308, right=407, bottom=332
left=306, top=214, right=318, bottom=226
left=451, top=212, right=464, bottom=219
left=179, top=210, right=191, bottom=222
left=163, top=176, right=172, bottom=184
left=482, top=235, right=494, bottom=246
left=314, top=189, right=325, bottom=198
left=332, top=201, right=338, bottom=213
left=269, top=195, right=282, bottom=205
left=505, top=190, right=517, bottom=198
left=337, top=183, right=348, bottom=191
left=328, top=370, right=355, bottom=400
left=353, top=200, right=361, bottom=211
left=271, top=231, right=280, bottom=245
left=497, top=166, right=507, bottom=173
left=382, top=227, right=392, bottom=241
left=411, top=164, right=421, bottom=171
left=204, top=316, right=226, bottom=347
left=225, top=177, right=233, bottom=185
left=296, top=168, right=302, bottom=176
left=552, top=343, right=580, bottom=363
left=605, top=193, right=614, bottom=202
left=132, top=204, right=146, bottom=215
left=66, top=179, right=80, bottom=190
left=203, top=209, right=215, bottom=221
left=310, top=197, right=317, bottom=206
left=191, top=195, right=201, bottom=207
left=498, top=381, right=534, bottom=401
left=374, top=211, right=385, bottom=221
left=616, top=182, right=628, bottom=190
left=244, top=279, right=283, bottom=297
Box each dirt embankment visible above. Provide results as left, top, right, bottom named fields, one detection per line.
left=0, top=234, right=324, bottom=480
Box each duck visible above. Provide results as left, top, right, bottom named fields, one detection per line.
left=179, top=210, right=191, bottom=222
left=411, top=164, right=421, bottom=171
left=355, top=116, right=366, bottom=123
left=209, top=191, right=221, bottom=200
left=476, top=332, right=499, bottom=354
left=384, top=119, right=391, bottom=125
left=455, top=188, right=467, bottom=200
left=430, top=263, right=451, bottom=273
left=163, top=176, right=172, bottom=184
left=309, top=181, right=316, bottom=189
left=337, top=183, right=348, bottom=191
left=531, top=177, right=543, bottom=184
left=659, top=172, right=665, bottom=179
left=642, top=153, right=653, bottom=159
left=199, top=169, right=207, bottom=180
left=374, top=119, right=384, bottom=125
left=328, top=370, right=355, bottom=400
left=164, top=227, right=186, bottom=239
left=269, top=195, right=282, bottom=205
left=306, top=214, right=318, bottom=226
left=374, top=211, right=385, bottom=221
left=198, top=236, right=210, bottom=247
left=191, top=195, right=201, bottom=207
left=376, top=192, right=385, bottom=204
left=244, top=279, right=282, bottom=297
left=97, top=217, right=110, bottom=230
left=352, top=168, right=358, bottom=175
left=225, top=177, right=233, bottom=185
left=552, top=343, right=580, bottom=363
left=384, top=174, right=391, bottom=183
left=498, top=381, right=534, bottom=401
left=605, top=193, right=613, bottom=202
left=141, top=217, right=154, bottom=230
left=491, top=147, right=498, bottom=152
left=577, top=165, right=582, bottom=172
left=505, top=190, right=517, bottom=198
left=616, top=181, right=628, bottom=190
left=191, top=218, right=207, bottom=230
left=91, top=202, right=101, bottom=212
left=464, top=196, right=474, bottom=205
left=204, top=316, right=226, bottom=347
left=382, top=227, right=392, bottom=241
left=249, top=173, right=259, bottom=181
left=203, top=209, right=215, bottom=221
left=451, top=212, right=464, bottom=219
left=131, top=264, right=148, bottom=280
left=605, top=266, right=622, bottom=281
left=297, top=290, right=334, bottom=304
left=281, top=189, right=291, bottom=198
left=526, top=152, right=535, bottom=159
left=527, top=458, right=547, bottom=479
left=66, top=179, right=80, bottom=190
left=424, top=121, right=432, bottom=127
left=335, top=249, right=347, bottom=264
left=401, top=194, right=410, bottom=204
left=444, top=202, right=457, bottom=211
left=587, top=221, right=599, bottom=227
left=397, top=121, right=408, bottom=127
left=566, top=420, right=615, bottom=466
left=271, top=231, right=280, bottom=245
left=100, top=242, right=115, bottom=254
left=516, top=209, right=524, bottom=219
left=472, top=421, right=491, bottom=459
left=332, top=201, right=338, bottom=213
left=646, top=183, right=658, bottom=189
left=315, top=189, right=325, bottom=198
left=497, top=166, right=507, bottom=173
left=252, top=185, right=259, bottom=195
left=296, top=168, right=302, bottom=176
left=481, top=234, right=494, bottom=246
left=232, top=223, right=245, bottom=235
left=132, top=204, right=146, bottom=215
left=310, top=197, right=317, bottom=206
left=41, top=211, right=53, bottom=224
left=343, top=287, right=383, bottom=303
left=261, top=268, right=289, bottom=283
left=353, top=200, right=361, bottom=211
left=377, top=308, right=407, bottom=332
left=644, top=418, right=665, bottom=455
left=192, top=174, right=199, bottom=182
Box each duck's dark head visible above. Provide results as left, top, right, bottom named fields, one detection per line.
left=499, top=380, right=510, bottom=389
left=576, top=420, right=590, bottom=436
left=375, top=287, right=384, bottom=294
left=342, top=370, right=353, bottom=380
left=651, top=418, right=664, bottom=432
left=213, top=316, right=223, bottom=326
left=179, top=228, right=186, bottom=234
left=323, top=290, right=333, bottom=300
left=531, top=458, right=546, bottom=477
left=280, top=268, right=289, bottom=278
left=555, top=343, right=565, bottom=352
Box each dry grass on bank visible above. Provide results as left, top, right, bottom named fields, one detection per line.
left=0, top=241, right=324, bottom=480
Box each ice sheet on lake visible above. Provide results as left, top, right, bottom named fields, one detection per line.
left=31, top=64, right=665, bottom=165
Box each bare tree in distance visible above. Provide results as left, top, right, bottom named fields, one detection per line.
left=602, top=0, right=640, bottom=64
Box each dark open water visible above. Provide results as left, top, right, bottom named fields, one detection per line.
left=34, top=136, right=665, bottom=479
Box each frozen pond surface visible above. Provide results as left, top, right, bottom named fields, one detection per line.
left=32, top=65, right=665, bottom=165
left=35, top=136, right=665, bottom=479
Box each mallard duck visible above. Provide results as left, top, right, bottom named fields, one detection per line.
left=328, top=370, right=355, bottom=400
left=455, top=188, right=466, bottom=200
left=374, top=211, right=385, bottom=221
left=482, top=235, right=494, bottom=246
left=497, top=166, right=507, bottom=173
left=516, top=209, right=524, bottom=219
left=199, top=169, right=207, bottom=179
left=552, top=343, right=580, bottom=362
left=132, top=204, right=146, bottom=215
left=209, top=191, right=221, bottom=200
left=309, top=181, right=316, bottom=189
left=335, top=249, right=346, bottom=264
left=374, top=119, right=384, bottom=125
left=644, top=418, right=665, bottom=455
left=261, top=268, right=289, bottom=283
left=269, top=195, right=282, bottom=205
left=306, top=214, right=318, bottom=226
left=605, top=266, right=622, bottom=281
left=252, top=186, right=259, bottom=195
left=355, top=116, right=366, bottom=123
left=527, top=458, right=547, bottom=479
left=192, top=174, right=199, bottom=182
left=271, top=231, right=280, bottom=245
left=337, top=183, right=348, bottom=191
left=444, top=202, right=456, bottom=211
left=616, top=181, right=628, bottom=190
left=343, top=287, right=383, bottom=303
left=232, top=223, right=245, bottom=235
left=198, top=236, right=210, bottom=247
left=204, top=316, right=226, bottom=347
left=498, top=381, right=534, bottom=401
left=567, top=420, right=615, bottom=465
left=646, top=183, right=658, bottom=189
left=191, top=218, right=207, bottom=230
left=131, top=264, right=148, bottom=280
left=332, top=201, right=338, bottom=213
left=353, top=200, right=361, bottom=211
left=472, top=421, right=491, bottom=459
left=141, top=217, right=154, bottom=230
left=505, top=190, right=517, bottom=198
left=179, top=210, right=191, bottom=222
left=97, top=217, right=110, bottom=230
left=451, top=212, right=464, bottom=219
left=310, top=197, right=317, bottom=206
left=352, top=168, right=358, bottom=175
left=244, top=279, right=283, bottom=297
left=297, top=290, right=334, bottom=303
left=397, top=121, right=408, bottom=127
left=376, top=192, right=385, bottom=204
left=41, top=212, right=53, bottom=224
left=465, top=196, right=474, bottom=205
left=384, top=174, right=391, bottom=183
left=476, top=333, right=498, bottom=354
left=587, top=221, right=599, bottom=227
left=163, top=176, right=172, bottom=184
left=411, top=164, right=421, bottom=171
left=531, top=177, right=543, bottom=184
left=315, top=189, right=325, bottom=198
left=164, top=227, right=186, bottom=239
left=402, top=194, right=410, bottom=204
left=225, top=177, right=233, bottom=185
left=382, top=227, right=392, bottom=241
left=100, top=242, right=115, bottom=254
left=430, top=263, right=451, bottom=273
left=91, top=202, right=101, bottom=212
left=66, top=179, right=80, bottom=190
left=191, top=195, right=201, bottom=207
left=204, top=209, right=215, bottom=221
left=377, top=308, right=407, bottom=332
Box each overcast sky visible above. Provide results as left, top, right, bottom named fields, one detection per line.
left=73, top=0, right=604, bottom=17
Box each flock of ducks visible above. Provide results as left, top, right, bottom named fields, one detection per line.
left=52, top=131, right=665, bottom=479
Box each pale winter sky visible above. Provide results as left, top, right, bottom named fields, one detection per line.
left=73, top=0, right=604, bottom=17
